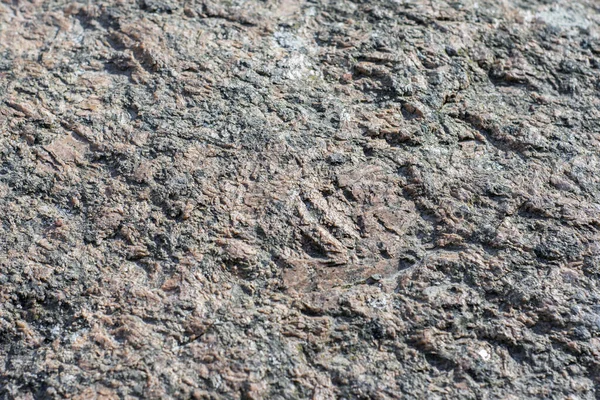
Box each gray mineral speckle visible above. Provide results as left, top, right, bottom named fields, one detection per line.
left=1, top=0, right=600, bottom=398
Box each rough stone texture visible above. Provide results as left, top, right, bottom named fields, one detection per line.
left=1, top=0, right=600, bottom=398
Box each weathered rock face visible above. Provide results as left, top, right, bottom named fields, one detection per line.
left=1, top=0, right=600, bottom=398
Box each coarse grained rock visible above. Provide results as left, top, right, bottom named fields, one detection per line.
left=1, top=0, right=600, bottom=398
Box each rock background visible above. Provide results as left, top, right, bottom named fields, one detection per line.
left=1, top=0, right=600, bottom=398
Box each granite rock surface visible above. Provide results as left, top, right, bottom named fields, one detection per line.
left=1, top=0, right=600, bottom=398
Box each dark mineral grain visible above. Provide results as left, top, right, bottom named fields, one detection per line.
left=1, top=0, right=600, bottom=398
